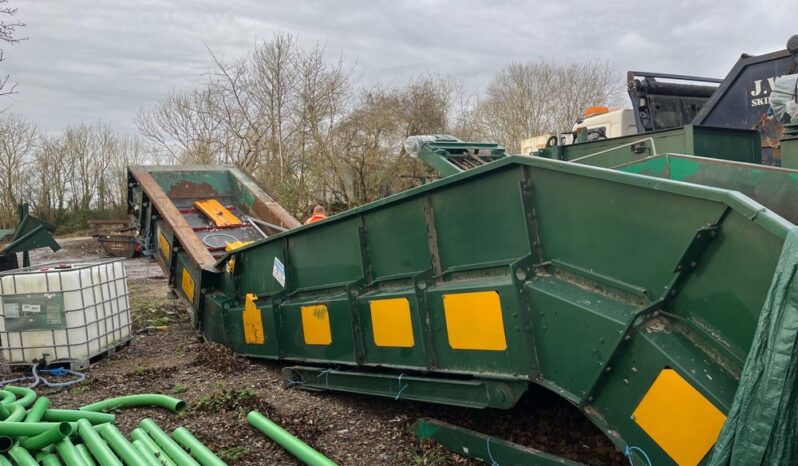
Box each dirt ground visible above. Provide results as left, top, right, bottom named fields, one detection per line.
left=27, top=238, right=625, bottom=466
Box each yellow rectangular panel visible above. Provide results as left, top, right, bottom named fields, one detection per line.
left=370, top=298, right=414, bottom=348
left=301, top=304, right=332, bottom=345
left=181, top=268, right=195, bottom=302
left=442, top=291, right=507, bottom=351
left=193, top=199, right=242, bottom=227
left=158, top=232, right=171, bottom=261
left=633, top=369, right=727, bottom=466
left=242, top=293, right=265, bottom=344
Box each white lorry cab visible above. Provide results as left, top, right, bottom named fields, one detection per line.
left=520, top=107, right=638, bottom=154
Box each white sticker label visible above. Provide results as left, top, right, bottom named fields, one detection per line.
left=4, top=303, right=19, bottom=318
left=22, top=304, right=41, bottom=313
left=272, top=257, right=286, bottom=288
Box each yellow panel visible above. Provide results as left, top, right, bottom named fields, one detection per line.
left=633, top=369, right=727, bottom=466
left=301, top=305, right=332, bottom=345
left=193, top=199, right=242, bottom=227
left=442, top=291, right=507, bottom=351
left=158, top=232, right=171, bottom=261
left=370, top=298, right=414, bottom=348
left=225, top=240, right=252, bottom=252
left=181, top=268, right=195, bottom=302
left=242, top=293, right=265, bottom=344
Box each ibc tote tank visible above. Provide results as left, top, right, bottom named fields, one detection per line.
left=0, top=259, right=132, bottom=369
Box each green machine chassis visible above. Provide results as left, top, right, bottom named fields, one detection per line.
left=129, top=132, right=798, bottom=465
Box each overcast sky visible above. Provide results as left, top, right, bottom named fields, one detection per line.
left=2, top=0, right=795, bottom=134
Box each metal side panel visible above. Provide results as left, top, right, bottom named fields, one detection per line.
left=172, top=155, right=794, bottom=465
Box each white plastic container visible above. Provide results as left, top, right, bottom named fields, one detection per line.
left=0, top=259, right=131, bottom=368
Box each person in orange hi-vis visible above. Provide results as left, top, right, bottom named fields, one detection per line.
left=304, top=205, right=327, bottom=225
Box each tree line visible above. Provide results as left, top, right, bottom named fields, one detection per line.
left=1, top=33, right=618, bottom=229
left=0, top=117, right=147, bottom=229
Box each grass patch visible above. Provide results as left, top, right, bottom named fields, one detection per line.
left=218, top=446, right=247, bottom=462
left=70, top=379, right=94, bottom=394
left=194, top=389, right=257, bottom=412
left=409, top=442, right=449, bottom=466
left=170, top=384, right=189, bottom=395
left=128, top=281, right=186, bottom=330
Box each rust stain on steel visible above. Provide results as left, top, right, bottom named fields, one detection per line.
left=252, top=198, right=301, bottom=230
left=130, top=168, right=218, bottom=271
left=228, top=168, right=301, bottom=230
left=167, top=181, right=219, bottom=199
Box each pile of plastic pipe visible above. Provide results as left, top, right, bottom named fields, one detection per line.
left=0, top=386, right=227, bottom=466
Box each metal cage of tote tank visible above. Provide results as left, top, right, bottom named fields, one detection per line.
left=0, top=259, right=132, bottom=370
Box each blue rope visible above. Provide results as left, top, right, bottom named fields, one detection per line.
left=624, top=445, right=652, bottom=466
left=394, top=373, right=408, bottom=400
left=317, top=368, right=334, bottom=387
left=486, top=437, right=499, bottom=466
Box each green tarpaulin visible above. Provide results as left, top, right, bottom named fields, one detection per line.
left=709, top=229, right=798, bottom=465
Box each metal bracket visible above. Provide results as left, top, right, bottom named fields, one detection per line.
left=282, top=366, right=528, bottom=409
left=580, top=214, right=726, bottom=405
left=413, top=267, right=439, bottom=370
left=345, top=280, right=367, bottom=364
left=520, top=171, right=544, bottom=265
left=424, top=195, right=442, bottom=279
left=412, top=418, right=586, bottom=466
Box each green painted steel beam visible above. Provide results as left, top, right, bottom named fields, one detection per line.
left=282, top=367, right=528, bottom=409
left=412, top=418, right=586, bottom=466
left=535, top=124, right=761, bottom=167
left=413, top=135, right=507, bottom=177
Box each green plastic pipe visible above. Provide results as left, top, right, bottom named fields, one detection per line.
left=9, top=445, right=38, bottom=466
left=0, top=403, right=9, bottom=420
left=0, top=391, right=15, bottom=405
left=130, top=428, right=175, bottom=466
left=5, top=386, right=36, bottom=408
left=81, top=396, right=186, bottom=414
left=0, top=436, right=11, bottom=453
left=20, top=422, right=72, bottom=450
left=0, top=454, right=10, bottom=466
left=5, top=404, right=26, bottom=422
left=55, top=438, right=89, bottom=466
left=95, top=424, right=149, bottom=466
left=130, top=440, right=161, bottom=466
left=0, top=422, right=73, bottom=437
left=170, top=428, right=226, bottom=466
left=25, top=396, right=50, bottom=422
left=76, top=419, right=123, bottom=466
left=139, top=419, right=199, bottom=466
left=75, top=444, right=97, bottom=466
left=43, top=410, right=115, bottom=425
left=247, top=411, right=337, bottom=466
left=40, top=453, right=64, bottom=466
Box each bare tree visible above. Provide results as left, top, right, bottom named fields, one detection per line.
left=0, top=0, right=25, bottom=95
left=135, top=88, right=225, bottom=165
left=29, top=134, right=69, bottom=223
left=479, top=59, right=619, bottom=152
left=0, top=113, right=34, bottom=225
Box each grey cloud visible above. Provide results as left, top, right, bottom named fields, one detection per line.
left=2, top=0, right=795, bottom=134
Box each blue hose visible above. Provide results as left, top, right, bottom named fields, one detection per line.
left=0, top=365, right=85, bottom=389
left=34, top=366, right=86, bottom=388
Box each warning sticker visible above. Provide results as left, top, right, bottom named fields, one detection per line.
left=272, top=257, right=286, bottom=288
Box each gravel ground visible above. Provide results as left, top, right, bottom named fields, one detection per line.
left=26, top=238, right=625, bottom=466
